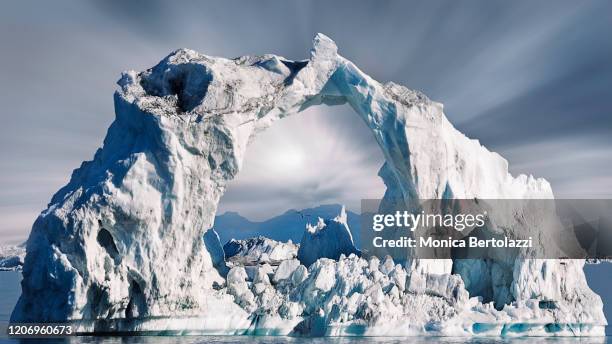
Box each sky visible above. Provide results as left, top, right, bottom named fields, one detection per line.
left=0, top=0, right=611, bottom=243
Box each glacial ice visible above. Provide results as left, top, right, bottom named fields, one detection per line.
left=297, top=206, right=360, bottom=267
left=11, top=33, right=606, bottom=337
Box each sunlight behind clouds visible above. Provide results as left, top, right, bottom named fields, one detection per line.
left=217, top=104, right=386, bottom=220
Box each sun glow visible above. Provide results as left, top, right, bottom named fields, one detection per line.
left=269, top=145, right=304, bottom=172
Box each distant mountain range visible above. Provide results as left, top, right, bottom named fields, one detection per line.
left=0, top=205, right=361, bottom=269
left=213, top=204, right=362, bottom=247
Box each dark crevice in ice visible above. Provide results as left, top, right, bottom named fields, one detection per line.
left=125, top=278, right=147, bottom=319
left=97, top=227, right=120, bottom=262
left=140, top=62, right=212, bottom=112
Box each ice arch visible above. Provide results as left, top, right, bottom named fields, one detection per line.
left=12, top=34, right=604, bottom=335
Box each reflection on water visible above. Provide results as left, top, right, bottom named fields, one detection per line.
left=1, top=269, right=611, bottom=344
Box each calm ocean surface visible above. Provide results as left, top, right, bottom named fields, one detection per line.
left=1, top=267, right=611, bottom=343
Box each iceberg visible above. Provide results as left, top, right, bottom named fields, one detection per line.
left=10, top=33, right=605, bottom=337
left=0, top=244, right=25, bottom=271
left=297, top=206, right=360, bottom=267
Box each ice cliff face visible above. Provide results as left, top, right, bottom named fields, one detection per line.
left=11, top=34, right=605, bottom=336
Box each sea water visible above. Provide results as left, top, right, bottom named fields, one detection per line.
left=1, top=267, right=610, bottom=344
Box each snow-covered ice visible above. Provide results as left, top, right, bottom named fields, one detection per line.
left=11, top=33, right=605, bottom=337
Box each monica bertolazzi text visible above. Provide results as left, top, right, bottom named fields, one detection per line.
left=372, top=236, right=533, bottom=248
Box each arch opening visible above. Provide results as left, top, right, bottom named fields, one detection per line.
left=215, top=103, right=386, bottom=247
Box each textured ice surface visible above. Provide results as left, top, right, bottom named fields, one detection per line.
left=298, top=206, right=360, bottom=267
left=224, top=237, right=298, bottom=266
left=11, top=34, right=605, bottom=336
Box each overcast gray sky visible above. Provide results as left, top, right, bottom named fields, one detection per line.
left=1, top=0, right=611, bottom=243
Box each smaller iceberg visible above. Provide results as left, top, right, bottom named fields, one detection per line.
left=298, top=206, right=360, bottom=267
left=0, top=244, right=25, bottom=271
